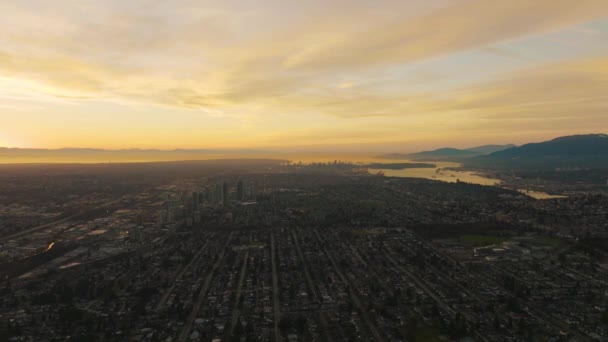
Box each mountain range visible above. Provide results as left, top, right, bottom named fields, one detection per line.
left=378, top=144, right=515, bottom=161
left=2, top=134, right=607, bottom=169
left=468, top=134, right=608, bottom=170
left=379, top=134, right=608, bottom=170
left=0, top=147, right=265, bottom=163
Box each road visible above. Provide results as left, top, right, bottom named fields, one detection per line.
left=290, top=228, right=332, bottom=341
left=229, top=250, right=249, bottom=337
left=382, top=245, right=455, bottom=316
left=488, top=263, right=592, bottom=341
left=312, top=229, right=384, bottom=342
left=155, top=240, right=210, bottom=312
left=178, top=232, right=233, bottom=342
left=0, top=195, right=127, bottom=243
left=270, top=231, right=281, bottom=342
left=344, top=238, right=396, bottom=297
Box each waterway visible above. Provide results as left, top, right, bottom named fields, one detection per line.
left=368, top=163, right=563, bottom=199
left=369, top=164, right=501, bottom=186
left=368, top=162, right=566, bottom=199
left=284, top=153, right=561, bottom=200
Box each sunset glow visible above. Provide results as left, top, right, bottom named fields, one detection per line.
left=1, top=0, right=607, bottom=153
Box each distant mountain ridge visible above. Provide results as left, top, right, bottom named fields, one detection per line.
left=0, top=147, right=266, bottom=163
left=468, top=134, right=608, bottom=169
left=406, top=148, right=479, bottom=161
left=378, top=144, right=515, bottom=161
left=0, top=147, right=263, bottom=153
left=465, top=144, right=517, bottom=155
left=379, top=134, right=608, bottom=169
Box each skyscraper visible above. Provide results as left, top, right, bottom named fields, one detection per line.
left=129, top=226, right=143, bottom=244
left=222, top=181, right=229, bottom=206
left=213, top=183, right=220, bottom=204
left=192, top=191, right=199, bottom=211
left=248, top=182, right=256, bottom=200
left=157, top=210, right=166, bottom=226
left=237, top=181, right=244, bottom=201
left=205, top=187, right=212, bottom=203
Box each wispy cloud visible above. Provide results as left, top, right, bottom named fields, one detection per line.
left=1, top=0, right=606, bottom=108
left=0, top=0, right=607, bottom=149
left=281, top=0, right=608, bottom=70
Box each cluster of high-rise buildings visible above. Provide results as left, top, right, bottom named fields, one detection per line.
left=156, top=180, right=256, bottom=227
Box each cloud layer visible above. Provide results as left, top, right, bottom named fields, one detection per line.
left=0, top=0, right=607, bottom=150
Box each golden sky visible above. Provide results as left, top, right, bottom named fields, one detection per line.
left=1, top=0, right=608, bottom=152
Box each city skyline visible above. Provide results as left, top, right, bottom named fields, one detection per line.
left=2, top=2, right=608, bottom=339
left=1, top=0, right=608, bottom=153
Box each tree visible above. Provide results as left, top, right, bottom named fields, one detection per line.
left=279, top=317, right=291, bottom=337
left=294, top=316, right=307, bottom=334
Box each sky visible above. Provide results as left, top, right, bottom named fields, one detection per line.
left=1, top=0, right=608, bottom=153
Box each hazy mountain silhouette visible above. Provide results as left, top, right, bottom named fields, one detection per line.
left=407, top=148, right=479, bottom=161
left=465, top=144, right=516, bottom=155
left=0, top=147, right=266, bottom=163
left=378, top=144, right=515, bottom=161
left=468, top=134, right=608, bottom=169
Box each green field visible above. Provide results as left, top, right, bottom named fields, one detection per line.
left=352, top=228, right=385, bottom=236
left=459, top=235, right=508, bottom=246
left=535, top=236, right=564, bottom=247
left=398, top=326, right=443, bottom=342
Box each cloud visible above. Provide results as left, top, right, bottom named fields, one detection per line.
left=256, top=55, right=608, bottom=144
left=281, top=0, right=608, bottom=70
left=0, top=0, right=607, bottom=150
left=447, top=57, right=608, bottom=119
left=481, top=47, right=528, bottom=62
left=0, top=0, right=607, bottom=111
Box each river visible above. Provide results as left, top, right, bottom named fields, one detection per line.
left=368, top=163, right=563, bottom=199
left=282, top=153, right=561, bottom=200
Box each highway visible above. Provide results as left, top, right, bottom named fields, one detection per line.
left=0, top=195, right=127, bottom=243
left=155, top=240, right=210, bottom=312
left=313, top=229, right=384, bottom=342
left=290, top=228, right=332, bottom=341
left=270, top=231, right=282, bottom=342
left=229, top=250, right=249, bottom=337
left=178, top=232, right=233, bottom=342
